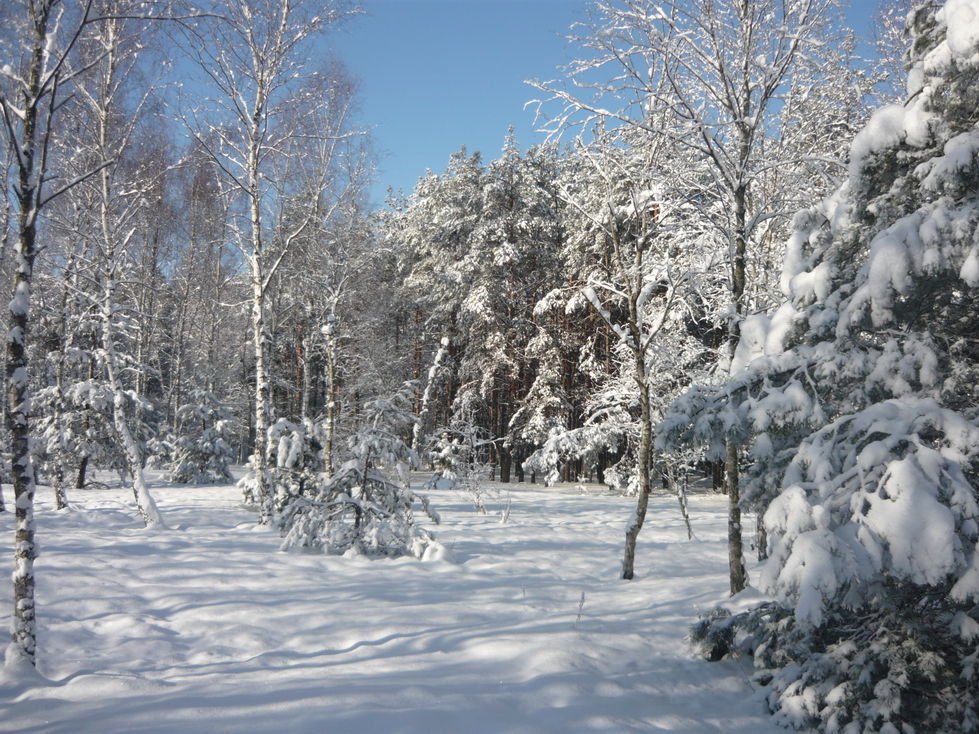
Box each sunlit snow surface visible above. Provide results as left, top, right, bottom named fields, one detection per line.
left=0, top=473, right=785, bottom=734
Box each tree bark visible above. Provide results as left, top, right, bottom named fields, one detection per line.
left=250, top=264, right=272, bottom=524
left=726, top=438, right=747, bottom=594
left=91, top=24, right=163, bottom=528
left=620, top=227, right=654, bottom=580
left=102, top=277, right=163, bottom=527
left=76, top=456, right=89, bottom=490
left=3, top=0, right=54, bottom=667
left=756, top=511, right=769, bottom=562
left=6, top=176, right=39, bottom=667
left=323, top=317, right=337, bottom=477
left=622, top=375, right=652, bottom=580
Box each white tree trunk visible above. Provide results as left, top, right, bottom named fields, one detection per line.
left=412, top=337, right=449, bottom=452
left=323, top=320, right=337, bottom=477
left=102, top=278, right=163, bottom=527
left=250, top=259, right=273, bottom=524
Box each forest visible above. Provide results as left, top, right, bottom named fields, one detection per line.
left=3, top=0, right=979, bottom=732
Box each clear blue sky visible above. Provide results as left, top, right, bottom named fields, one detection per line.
left=331, top=0, right=886, bottom=207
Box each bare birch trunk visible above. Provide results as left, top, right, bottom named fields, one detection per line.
left=6, top=190, right=39, bottom=668
left=101, top=279, right=163, bottom=527
left=724, top=83, right=751, bottom=593
left=92, top=22, right=162, bottom=529
left=250, top=260, right=273, bottom=524
left=300, top=314, right=313, bottom=421
left=323, top=316, right=337, bottom=477
left=50, top=252, right=75, bottom=511
left=621, top=372, right=652, bottom=580
left=3, top=0, right=52, bottom=667
left=412, top=337, right=449, bottom=452
left=725, top=439, right=746, bottom=594
left=619, top=205, right=654, bottom=581
left=667, top=463, right=693, bottom=540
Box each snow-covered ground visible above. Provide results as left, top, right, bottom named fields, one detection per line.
left=0, top=474, right=788, bottom=734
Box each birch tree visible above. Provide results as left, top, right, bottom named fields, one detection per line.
left=62, top=8, right=168, bottom=526
left=0, top=0, right=107, bottom=669
left=180, top=0, right=360, bottom=524
left=533, top=0, right=851, bottom=593
left=525, top=126, right=715, bottom=579
left=159, top=144, right=235, bottom=430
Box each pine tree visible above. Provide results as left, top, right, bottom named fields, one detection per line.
left=279, top=382, right=441, bottom=557
left=670, top=2, right=979, bottom=730
left=427, top=412, right=496, bottom=514
left=168, top=390, right=236, bottom=484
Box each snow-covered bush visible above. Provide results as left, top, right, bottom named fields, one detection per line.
left=168, top=391, right=236, bottom=484
left=663, top=2, right=979, bottom=732
left=33, top=377, right=127, bottom=485
left=279, top=383, right=440, bottom=557
left=267, top=417, right=325, bottom=509
left=427, top=414, right=496, bottom=513
left=238, top=417, right=321, bottom=509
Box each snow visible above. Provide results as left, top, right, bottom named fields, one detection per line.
left=848, top=105, right=906, bottom=179
left=8, top=281, right=31, bottom=319
left=730, top=314, right=771, bottom=374
left=920, top=131, right=979, bottom=192
left=0, top=472, right=787, bottom=734
left=863, top=453, right=958, bottom=587
left=939, top=0, right=979, bottom=58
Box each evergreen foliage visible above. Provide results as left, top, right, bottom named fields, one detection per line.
left=279, top=383, right=441, bottom=557
left=427, top=413, right=496, bottom=513
left=168, top=391, right=236, bottom=484
left=664, top=2, right=979, bottom=730
left=268, top=417, right=326, bottom=510
left=33, top=376, right=126, bottom=485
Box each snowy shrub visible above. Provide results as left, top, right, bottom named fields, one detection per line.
left=238, top=417, right=322, bottom=508
left=238, top=461, right=271, bottom=510
left=426, top=414, right=496, bottom=513
left=168, top=391, right=236, bottom=484
left=665, top=2, right=979, bottom=732
left=267, top=417, right=325, bottom=509
left=525, top=419, right=631, bottom=489
left=33, top=378, right=127, bottom=484
left=279, top=383, right=441, bottom=557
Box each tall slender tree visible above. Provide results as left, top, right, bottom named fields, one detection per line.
left=179, top=0, right=361, bottom=524
left=61, top=7, right=169, bottom=526
left=0, top=0, right=107, bottom=669
left=532, top=0, right=854, bottom=591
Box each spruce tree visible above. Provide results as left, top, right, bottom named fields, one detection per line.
left=666, top=2, right=979, bottom=731
left=279, top=383, right=441, bottom=557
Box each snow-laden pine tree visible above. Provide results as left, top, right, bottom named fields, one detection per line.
left=666, top=2, right=979, bottom=730
left=426, top=412, right=496, bottom=514
left=267, top=417, right=326, bottom=510
left=167, top=390, right=236, bottom=484
left=389, top=138, right=569, bottom=483
left=279, top=382, right=441, bottom=557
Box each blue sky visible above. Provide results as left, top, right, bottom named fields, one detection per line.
left=331, top=0, right=887, bottom=207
